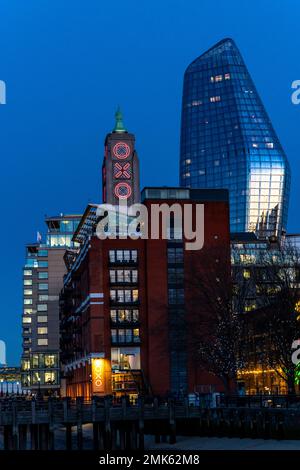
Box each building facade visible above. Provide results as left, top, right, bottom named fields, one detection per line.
left=180, top=38, right=291, bottom=239
left=21, top=215, right=81, bottom=395
left=60, top=188, right=230, bottom=400
left=60, top=114, right=231, bottom=399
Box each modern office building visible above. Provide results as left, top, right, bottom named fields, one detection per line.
left=180, top=38, right=291, bottom=239
left=21, top=214, right=81, bottom=395
left=231, top=231, right=300, bottom=394
left=0, top=367, right=22, bottom=395
left=60, top=115, right=231, bottom=399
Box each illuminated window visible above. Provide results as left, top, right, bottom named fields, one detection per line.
left=39, top=295, right=48, bottom=301
left=133, top=329, right=140, bottom=343
left=24, top=289, right=32, bottom=296
left=266, top=142, right=274, bottom=149
left=38, top=283, right=48, bottom=291
left=38, top=250, right=48, bottom=257
left=24, top=270, right=32, bottom=276
left=38, top=327, right=48, bottom=335
left=37, top=304, right=47, bottom=312
left=45, top=371, right=57, bottom=385
left=224, top=73, right=231, bottom=80
left=191, top=100, right=202, bottom=106
left=38, top=339, right=48, bottom=346
left=24, top=299, right=32, bottom=305
left=245, top=301, right=256, bottom=312
left=45, top=354, right=57, bottom=368
left=210, top=96, right=221, bottom=102
left=215, top=75, right=222, bottom=82
left=24, top=309, right=32, bottom=315
left=24, top=279, right=32, bottom=286
left=38, top=272, right=48, bottom=279
left=22, top=317, right=32, bottom=324
left=243, top=269, right=251, bottom=279
left=37, top=316, right=48, bottom=323
left=21, top=359, right=30, bottom=371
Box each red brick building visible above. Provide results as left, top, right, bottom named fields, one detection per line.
left=59, top=113, right=230, bottom=399
left=60, top=188, right=230, bottom=399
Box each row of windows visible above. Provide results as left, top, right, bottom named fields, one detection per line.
left=109, top=270, right=138, bottom=283
left=109, top=250, right=138, bottom=263
left=21, top=371, right=58, bottom=386
left=110, top=289, right=139, bottom=303
left=24, top=260, right=48, bottom=268
left=22, top=316, right=48, bottom=324
left=110, top=309, right=139, bottom=323
left=21, top=354, right=58, bottom=370
left=111, top=328, right=140, bottom=344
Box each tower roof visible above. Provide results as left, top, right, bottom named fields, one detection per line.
left=113, top=106, right=127, bottom=133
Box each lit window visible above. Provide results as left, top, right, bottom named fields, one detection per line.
left=23, top=280, right=32, bottom=286
left=24, top=289, right=32, bottom=296
left=133, top=329, right=140, bottom=343
left=39, top=295, right=48, bottom=301
left=24, top=299, right=32, bottom=305
left=215, top=75, right=222, bottom=82
left=38, top=250, right=48, bottom=257
left=38, top=327, right=48, bottom=335
left=266, top=142, right=274, bottom=149
left=24, top=309, right=32, bottom=315
left=38, top=272, right=48, bottom=279
left=45, top=371, right=57, bottom=384
left=245, top=302, right=256, bottom=312
left=45, top=355, right=57, bottom=368
left=185, top=159, right=191, bottom=165
left=37, top=316, right=48, bottom=323
left=243, top=269, right=251, bottom=279
left=37, top=304, right=47, bottom=312
left=37, top=339, right=48, bottom=346
left=252, top=143, right=258, bottom=148
left=132, top=290, right=139, bottom=302
left=22, top=317, right=32, bottom=324
left=38, top=261, right=48, bottom=268
left=38, top=283, right=48, bottom=291
left=210, top=95, right=221, bottom=102
left=224, top=73, right=231, bottom=80
left=210, top=76, right=215, bottom=82
left=110, top=310, right=117, bottom=322
left=24, top=270, right=32, bottom=276
left=191, top=100, right=202, bottom=106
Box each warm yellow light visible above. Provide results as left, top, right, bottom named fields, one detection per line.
left=91, top=358, right=105, bottom=394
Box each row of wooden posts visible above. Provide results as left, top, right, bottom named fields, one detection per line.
left=0, top=396, right=298, bottom=450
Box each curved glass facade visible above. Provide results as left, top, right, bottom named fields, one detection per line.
left=180, top=38, right=291, bottom=238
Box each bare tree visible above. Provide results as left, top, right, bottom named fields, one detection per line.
left=187, top=247, right=249, bottom=396
left=252, top=242, right=300, bottom=394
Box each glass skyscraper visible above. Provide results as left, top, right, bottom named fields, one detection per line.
left=180, top=38, right=291, bottom=238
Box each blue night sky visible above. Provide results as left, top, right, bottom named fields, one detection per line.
left=0, top=0, right=300, bottom=365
